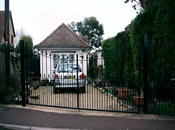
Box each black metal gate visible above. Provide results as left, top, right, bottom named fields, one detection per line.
left=20, top=36, right=175, bottom=115
left=20, top=46, right=140, bottom=113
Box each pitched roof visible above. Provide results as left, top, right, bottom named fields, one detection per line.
left=35, top=23, right=90, bottom=49
left=0, top=11, right=15, bottom=42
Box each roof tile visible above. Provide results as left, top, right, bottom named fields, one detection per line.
left=35, top=23, right=90, bottom=49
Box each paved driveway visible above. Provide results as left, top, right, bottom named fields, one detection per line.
left=29, top=85, right=137, bottom=112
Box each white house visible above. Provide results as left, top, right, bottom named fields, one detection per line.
left=35, top=23, right=90, bottom=80
left=96, top=47, right=104, bottom=67
left=90, top=46, right=104, bottom=67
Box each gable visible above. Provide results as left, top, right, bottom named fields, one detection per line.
left=35, top=23, right=90, bottom=49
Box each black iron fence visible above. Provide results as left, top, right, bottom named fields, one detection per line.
left=23, top=36, right=175, bottom=115
left=0, top=45, right=6, bottom=102
left=0, top=44, right=21, bottom=103
left=145, top=37, right=175, bottom=115
left=102, top=35, right=175, bottom=115
left=0, top=38, right=174, bottom=116
left=25, top=51, right=140, bottom=113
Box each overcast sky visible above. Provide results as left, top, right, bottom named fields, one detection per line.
left=0, top=0, right=137, bottom=45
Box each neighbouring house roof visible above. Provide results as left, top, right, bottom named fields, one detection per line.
left=35, top=23, right=90, bottom=49
left=0, top=11, right=16, bottom=43
left=90, top=46, right=102, bottom=54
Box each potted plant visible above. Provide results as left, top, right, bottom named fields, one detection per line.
left=133, top=95, right=144, bottom=106
left=133, top=85, right=144, bottom=106
left=118, top=88, right=129, bottom=99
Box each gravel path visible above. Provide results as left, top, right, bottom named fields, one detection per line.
left=29, top=85, right=138, bottom=112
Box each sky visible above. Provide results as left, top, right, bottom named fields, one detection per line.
left=0, top=0, right=137, bottom=45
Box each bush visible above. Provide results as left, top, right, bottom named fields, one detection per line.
left=102, top=0, right=175, bottom=103
left=102, top=31, right=134, bottom=87
left=130, top=0, right=175, bottom=101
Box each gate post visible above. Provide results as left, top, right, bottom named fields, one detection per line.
left=138, top=41, right=141, bottom=113
left=20, top=40, right=26, bottom=106
left=25, top=42, right=29, bottom=103
left=76, top=54, right=79, bottom=109
left=5, top=0, right=11, bottom=93
left=144, top=34, right=148, bottom=113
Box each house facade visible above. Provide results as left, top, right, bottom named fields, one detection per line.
left=90, top=46, right=104, bottom=67
left=96, top=48, right=104, bottom=67
left=35, top=23, right=90, bottom=80
left=0, top=11, right=15, bottom=45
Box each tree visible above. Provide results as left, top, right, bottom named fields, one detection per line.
left=16, top=35, right=33, bottom=59
left=68, top=17, right=104, bottom=47
left=124, top=0, right=152, bottom=11
left=14, top=28, right=25, bottom=47
left=129, top=0, right=175, bottom=101
left=102, top=31, right=133, bottom=87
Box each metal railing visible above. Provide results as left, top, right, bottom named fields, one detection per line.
left=23, top=40, right=175, bottom=115
left=0, top=44, right=21, bottom=104
left=25, top=50, right=140, bottom=113
left=1, top=38, right=174, bottom=116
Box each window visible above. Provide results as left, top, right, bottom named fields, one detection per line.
left=69, top=54, right=74, bottom=63
left=53, top=53, right=75, bottom=67
left=53, top=54, right=60, bottom=68
left=61, top=54, right=68, bottom=63
left=57, top=64, right=81, bottom=73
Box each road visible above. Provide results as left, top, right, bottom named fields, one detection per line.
left=0, top=105, right=175, bottom=130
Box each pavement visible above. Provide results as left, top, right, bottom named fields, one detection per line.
left=0, top=104, right=175, bottom=130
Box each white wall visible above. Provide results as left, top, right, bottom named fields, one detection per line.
left=96, top=51, right=104, bottom=67
left=40, top=50, right=53, bottom=81
left=76, top=50, right=88, bottom=76
left=40, top=49, right=88, bottom=81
